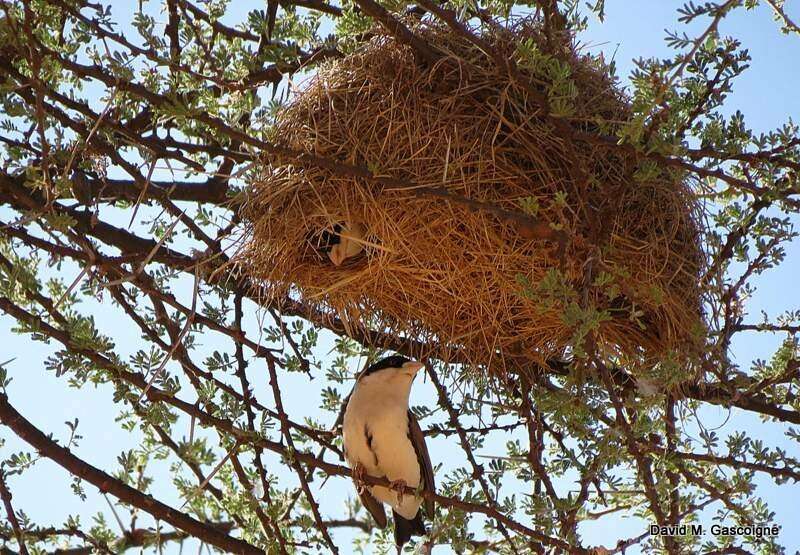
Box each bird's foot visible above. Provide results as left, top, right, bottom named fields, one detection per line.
left=389, top=479, right=407, bottom=504
left=352, top=462, right=367, bottom=494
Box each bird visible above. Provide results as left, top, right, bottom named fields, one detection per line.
left=310, top=221, right=366, bottom=266
left=342, top=355, right=435, bottom=551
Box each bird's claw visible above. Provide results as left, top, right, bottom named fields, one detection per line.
left=389, top=479, right=407, bottom=504
left=352, top=462, right=367, bottom=494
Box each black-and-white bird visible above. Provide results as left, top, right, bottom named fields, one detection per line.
left=342, top=355, right=435, bottom=551
left=310, top=221, right=366, bottom=266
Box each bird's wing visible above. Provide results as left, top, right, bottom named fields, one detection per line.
left=407, top=410, right=435, bottom=517
left=358, top=486, right=387, bottom=529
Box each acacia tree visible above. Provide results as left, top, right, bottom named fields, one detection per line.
left=0, top=0, right=798, bottom=553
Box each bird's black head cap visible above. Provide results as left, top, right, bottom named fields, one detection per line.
left=359, top=355, right=411, bottom=379
left=306, top=223, right=343, bottom=255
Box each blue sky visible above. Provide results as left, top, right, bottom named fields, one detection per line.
left=1, top=1, right=799, bottom=553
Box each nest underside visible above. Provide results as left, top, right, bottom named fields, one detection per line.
left=241, top=21, right=707, bottom=372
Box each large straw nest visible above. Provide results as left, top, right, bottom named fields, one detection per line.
left=240, top=20, right=706, bottom=373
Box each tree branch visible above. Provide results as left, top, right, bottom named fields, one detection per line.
left=0, top=394, right=262, bottom=555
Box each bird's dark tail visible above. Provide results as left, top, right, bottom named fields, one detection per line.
left=393, top=510, right=426, bottom=551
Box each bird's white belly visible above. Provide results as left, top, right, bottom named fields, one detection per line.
left=369, top=416, right=422, bottom=519
left=344, top=400, right=422, bottom=519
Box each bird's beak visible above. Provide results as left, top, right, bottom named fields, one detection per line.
left=402, top=361, right=424, bottom=376
left=328, top=250, right=343, bottom=266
